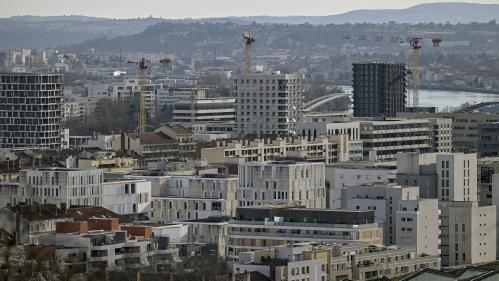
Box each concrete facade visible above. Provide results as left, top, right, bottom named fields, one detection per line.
left=234, top=73, right=304, bottom=136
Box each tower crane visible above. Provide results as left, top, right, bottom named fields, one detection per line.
left=243, top=31, right=256, bottom=73
left=127, top=57, right=172, bottom=134
left=127, top=58, right=149, bottom=134
left=191, top=78, right=198, bottom=131
left=409, top=37, right=423, bottom=108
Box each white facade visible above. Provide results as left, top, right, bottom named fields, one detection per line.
left=101, top=179, right=151, bottom=215
left=21, top=168, right=103, bottom=207
left=325, top=164, right=395, bottom=209
left=17, top=169, right=151, bottom=216
left=238, top=161, right=326, bottom=208
left=437, top=153, right=477, bottom=202
left=439, top=201, right=496, bottom=266
left=395, top=199, right=440, bottom=256
left=341, top=183, right=439, bottom=249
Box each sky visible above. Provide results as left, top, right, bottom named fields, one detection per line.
left=1, top=0, right=499, bottom=18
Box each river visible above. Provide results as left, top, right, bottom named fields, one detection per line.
left=340, top=86, right=499, bottom=111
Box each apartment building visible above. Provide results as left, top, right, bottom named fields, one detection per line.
left=296, top=120, right=364, bottom=161
left=227, top=206, right=382, bottom=260
left=183, top=217, right=230, bottom=257
left=352, top=62, right=407, bottom=118
left=38, top=219, right=177, bottom=272
left=201, top=136, right=353, bottom=165
left=0, top=73, right=64, bottom=149
left=234, top=72, right=304, bottom=136
left=342, top=183, right=439, bottom=254
left=230, top=242, right=440, bottom=281
left=101, top=179, right=151, bottom=216
left=18, top=168, right=151, bottom=216
left=151, top=174, right=238, bottom=220
left=439, top=201, right=496, bottom=266
left=325, top=162, right=396, bottom=209
left=238, top=161, right=326, bottom=208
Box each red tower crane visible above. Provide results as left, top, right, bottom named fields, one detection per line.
left=243, top=31, right=256, bottom=73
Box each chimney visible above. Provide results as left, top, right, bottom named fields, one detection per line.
left=60, top=202, right=67, bottom=212
left=246, top=271, right=251, bottom=281
left=231, top=272, right=236, bottom=281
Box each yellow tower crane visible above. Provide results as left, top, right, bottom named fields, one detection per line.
left=243, top=31, right=255, bottom=73
left=127, top=58, right=149, bottom=134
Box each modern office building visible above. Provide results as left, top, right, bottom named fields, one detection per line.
left=237, top=161, right=326, bottom=208
left=173, top=98, right=235, bottom=124
left=398, top=111, right=499, bottom=152
left=227, top=206, right=382, bottom=260
left=0, top=73, right=64, bottom=149
left=478, top=122, right=499, bottom=157
left=352, top=62, right=407, bottom=118
left=359, top=119, right=433, bottom=160
left=234, top=72, right=304, bottom=136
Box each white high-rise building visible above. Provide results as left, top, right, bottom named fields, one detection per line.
left=234, top=72, right=303, bottom=136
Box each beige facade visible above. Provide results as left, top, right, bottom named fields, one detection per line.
left=201, top=136, right=353, bottom=165
left=231, top=242, right=440, bottom=281
left=439, top=201, right=496, bottom=266
left=227, top=207, right=382, bottom=260
left=151, top=175, right=238, bottom=220
left=437, top=153, right=477, bottom=202
left=238, top=161, right=326, bottom=208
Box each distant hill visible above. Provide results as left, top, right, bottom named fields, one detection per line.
left=231, top=3, right=499, bottom=24
left=0, top=2, right=498, bottom=50
left=0, top=16, right=168, bottom=49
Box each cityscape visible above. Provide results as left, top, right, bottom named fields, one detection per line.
left=2, top=1, right=499, bottom=280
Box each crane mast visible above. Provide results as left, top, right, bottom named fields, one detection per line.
left=138, top=58, right=148, bottom=134
left=409, top=38, right=422, bottom=108
left=243, top=31, right=255, bottom=73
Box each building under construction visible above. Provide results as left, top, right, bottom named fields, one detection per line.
left=0, top=73, right=64, bottom=149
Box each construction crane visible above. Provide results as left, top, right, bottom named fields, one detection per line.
left=127, top=58, right=149, bottom=134
left=191, top=78, right=198, bottom=131
left=409, top=37, right=423, bottom=108
left=243, top=31, right=255, bottom=73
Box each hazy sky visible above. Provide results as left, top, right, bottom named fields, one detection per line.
left=1, top=0, right=499, bottom=18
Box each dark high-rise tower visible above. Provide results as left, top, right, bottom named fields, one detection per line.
left=353, top=62, right=407, bottom=117
left=0, top=73, right=64, bottom=149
